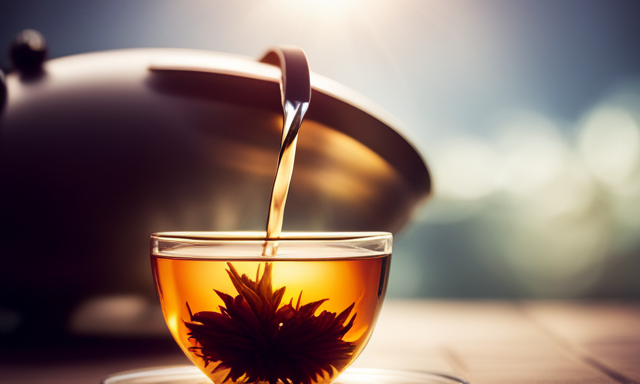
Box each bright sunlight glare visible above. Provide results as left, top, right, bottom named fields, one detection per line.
left=278, top=0, right=377, bottom=13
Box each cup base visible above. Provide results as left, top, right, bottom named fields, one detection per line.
left=101, top=366, right=469, bottom=384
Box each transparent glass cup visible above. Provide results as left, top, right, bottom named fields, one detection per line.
left=150, top=232, right=393, bottom=384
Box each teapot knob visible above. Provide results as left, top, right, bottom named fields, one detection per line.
left=9, top=29, right=48, bottom=74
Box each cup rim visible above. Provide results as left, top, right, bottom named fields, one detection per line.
left=151, top=231, right=392, bottom=260
left=151, top=231, right=392, bottom=242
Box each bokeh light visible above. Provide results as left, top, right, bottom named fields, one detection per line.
left=399, top=84, right=640, bottom=298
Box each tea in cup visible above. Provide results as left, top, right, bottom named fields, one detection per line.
left=151, top=231, right=392, bottom=384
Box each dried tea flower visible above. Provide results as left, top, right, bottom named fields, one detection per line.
left=185, top=262, right=357, bottom=384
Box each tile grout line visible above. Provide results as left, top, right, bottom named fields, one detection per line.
left=514, top=302, right=639, bottom=384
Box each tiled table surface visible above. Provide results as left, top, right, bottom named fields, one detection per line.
left=1, top=300, right=639, bottom=384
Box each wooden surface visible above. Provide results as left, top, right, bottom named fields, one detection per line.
left=1, top=300, right=639, bottom=384
left=355, top=301, right=640, bottom=384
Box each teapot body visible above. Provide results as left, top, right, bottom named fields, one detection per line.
left=0, top=49, right=430, bottom=337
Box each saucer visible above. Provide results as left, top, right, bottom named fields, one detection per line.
left=101, top=366, right=469, bottom=384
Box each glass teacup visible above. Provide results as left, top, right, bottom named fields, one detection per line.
left=151, top=232, right=392, bottom=384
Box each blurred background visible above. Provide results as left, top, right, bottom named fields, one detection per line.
left=1, top=0, right=639, bottom=326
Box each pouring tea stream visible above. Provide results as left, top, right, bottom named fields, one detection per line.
left=260, top=47, right=311, bottom=256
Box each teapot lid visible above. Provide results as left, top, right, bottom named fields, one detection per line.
left=2, top=48, right=431, bottom=232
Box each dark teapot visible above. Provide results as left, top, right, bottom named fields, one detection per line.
left=0, top=33, right=430, bottom=338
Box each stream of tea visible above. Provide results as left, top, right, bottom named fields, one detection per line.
left=262, top=47, right=311, bottom=256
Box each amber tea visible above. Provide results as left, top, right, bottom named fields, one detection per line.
left=151, top=232, right=392, bottom=384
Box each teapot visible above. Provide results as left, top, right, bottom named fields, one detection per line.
left=0, top=32, right=430, bottom=338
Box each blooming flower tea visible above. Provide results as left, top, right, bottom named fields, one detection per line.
left=151, top=236, right=391, bottom=384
